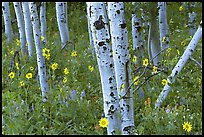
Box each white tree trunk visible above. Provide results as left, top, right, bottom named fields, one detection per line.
left=13, top=2, right=26, bottom=56
left=40, top=2, right=47, bottom=44
left=63, top=2, right=70, bottom=42
left=132, top=2, right=145, bottom=98
left=158, top=2, right=169, bottom=51
left=132, top=13, right=144, bottom=65
left=155, top=21, right=202, bottom=109
left=107, top=2, right=134, bottom=134
left=22, top=2, right=34, bottom=57
left=149, top=3, right=161, bottom=66
left=87, top=2, right=121, bottom=135
left=56, top=2, right=69, bottom=47
left=188, top=11, right=196, bottom=36
left=29, top=2, right=49, bottom=102
left=2, top=2, right=14, bottom=42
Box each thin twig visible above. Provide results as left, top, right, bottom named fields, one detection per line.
left=189, top=56, right=202, bottom=69
left=133, top=70, right=164, bottom=94
left=127, top=46, right=169, bottom=92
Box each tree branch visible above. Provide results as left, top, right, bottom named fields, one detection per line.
left=189, top=56, right=202, bottom=69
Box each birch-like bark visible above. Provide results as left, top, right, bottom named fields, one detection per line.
left=29, top=2, right=49, bottom=102
left=22, top=2, right=34, bottom=57
left=56, top=2, right=69, bottom=47
left=108, top=2, right=134, bottom=134
left=132, top=2, right=145, bottom=98
left=132, top=3, right=144, bottom=63
left=2, top=2, right=14, bottom=42
left=158, top=2, right=169, bottom=51
left=188, top=11, right=196, bottom=36
left=149, top=2, right=161, bottom=66
left=40, top=2, right=47, bottom=44
left=132, top=14, right=143, bottom=52
left=87, top=2, right=121, bottom=135
left=13, top=2, right=26, bottom=57
left=64, top=2, right=70, bottom=42
left=155, top=21, right=202, bottom=109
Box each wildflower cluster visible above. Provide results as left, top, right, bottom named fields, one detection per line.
left=16, top=39, right=20, bottom=46
left=51, top=63, right=58, bottom=71
left=42, top=48, right=51, bottom=60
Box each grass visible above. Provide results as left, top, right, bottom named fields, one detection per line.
left=2, top=2, right=202, bottom=135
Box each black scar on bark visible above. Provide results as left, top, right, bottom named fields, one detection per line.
left=106, top=39, right=110, bottom=43
left=103, top=46, right=107, bottom=50
left=134, top=22, right=139, bottom=26
left=116, top=10, right=120, bottom=14
left=94, top=15, right=105, bottom=30
left=120, top=23, right=126, bottom=29
left=110, top=105, right=114, bottom=110
left=109, top=77, right=113, bottom=83
left=110, top=92, right=114, bottom=97
left=98, top=41, right=105, bottom=46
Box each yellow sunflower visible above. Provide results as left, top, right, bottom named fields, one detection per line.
left=182, top=122, right=192, bottom=132
left=99, top=118, right=108, bottom=128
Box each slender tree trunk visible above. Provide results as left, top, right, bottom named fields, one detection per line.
left=147, top=23, right=152, bottom=61
left=2, top=2, right=14, bottom=43
left=40, top=2, right=47, bottom=44
left=132, top=10, right=144, bottom=65
left=64, top=2, right=70, bottom=42
left=140, top=5, right=148, bottom=49
left=56, top=2, right=69, bottom=47
left=87, top=14, right=95, bottom=57
left=87, top=2, right=121, bottom=135
left=188, top=11, right=196, bottom=36
left=155, top=21, right=202, bottom=109
left=29, top=2, right=49, bottom=102
left=13, top=2, right=26, bottom=56
left=107, top=2, right=134, bottom=134
left=22, top=2, right=34, bottom=57
left=132, top=2, right=145, bottom=100
left=158, top=2, right=169, bottom=52
left=149, top=3, right=162, bottom=66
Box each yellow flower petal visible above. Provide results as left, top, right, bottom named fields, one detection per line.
left=143, top=58, right=148, bottom=67
left=99, top=118, right=108, bottom=128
